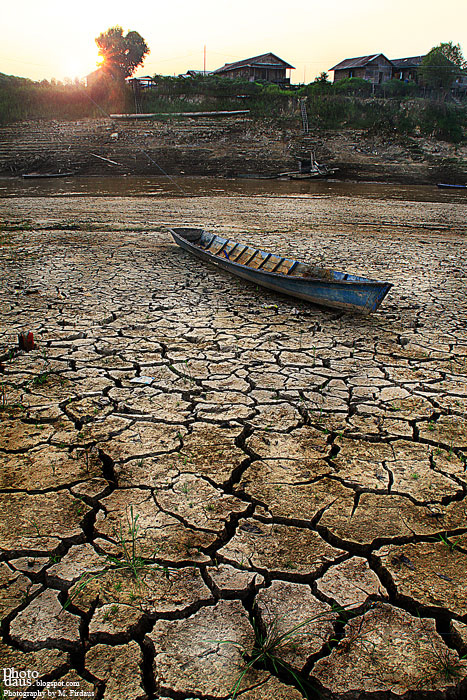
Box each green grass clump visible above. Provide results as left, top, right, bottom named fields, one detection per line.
left=213, top=607, right=343, bottom=698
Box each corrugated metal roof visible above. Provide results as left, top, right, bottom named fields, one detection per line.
left=390, top=56, right=425, bottom=68
left=213, top=52, right=294, bottom=74
left=330, top=54, right=426, bottom=72
left=329, top=54, right=387, bottom=71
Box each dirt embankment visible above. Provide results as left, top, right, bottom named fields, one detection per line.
left=0, top=116, right=466, bottom=183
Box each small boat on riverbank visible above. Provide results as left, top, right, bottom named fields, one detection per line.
left=436, top=183, right=467, bottom=189
left=277, top=167, right=338, bottom=180
left=169, top=227, right=392, bottom=314
left=277, top=152, right=338, bottom=180
left=22, top=171, right=75, bottom=179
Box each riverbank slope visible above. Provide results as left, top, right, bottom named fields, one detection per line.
left=1, top=116, right=466, bottom=183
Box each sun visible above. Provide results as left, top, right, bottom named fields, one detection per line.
left=62, top=47, right=103, bottom=80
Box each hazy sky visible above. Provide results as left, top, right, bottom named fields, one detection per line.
left=3, top=0, right=467, bottom=83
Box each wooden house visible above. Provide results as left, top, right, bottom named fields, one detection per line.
left=391, top=55, right=465, bottom=90
left=329, top=54, right=393, bottom=84
left=390, top=56, right=425, bottom=82
left=330, top=51, right=466, bottom=93
left=179, top=70, right=212, bottom=78
left=453, top=72, right=467, bottom=96
left=126, top=76, right=156, bottom=89
left=213, top=53, right=294, bottom=85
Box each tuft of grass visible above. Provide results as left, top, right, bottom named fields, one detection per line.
left=29, top=348, right=54, bottom=388
left=103, top=604, right=120, bottom=621
left=213, top=607, right=343, bottom=699
left=31, top=371, right=51, bottom=387
left=64, top=506, right=172, bottom=610
left=416, top=613, right=467, bottom=690
left=107, top=506, right=149, bottom=578
left=437, top=532, right=462, bottom=552
left=431, top=650, right=466, bottom=683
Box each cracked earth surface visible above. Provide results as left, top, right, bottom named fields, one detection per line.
left=0, top=187, right=466, bottom=699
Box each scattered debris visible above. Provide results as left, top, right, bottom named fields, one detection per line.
left=129, top=376, right=154, bottom=385
left=18, top=331, right=34, bottom=351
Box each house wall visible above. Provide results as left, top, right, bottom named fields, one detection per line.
left=333, top=67, right=366, bottom=82
left=219, top=67, right=287, bottom=84
left=363, top=57, right=392, bottom=84
left=333, top=57, right=392, bottom=84
left=453, top=74, right=467, bottom=95
left=253, top=67, right=287, bottom=82
left=393, top=67, right=418, bottom=82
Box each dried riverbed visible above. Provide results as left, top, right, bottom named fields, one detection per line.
left=0, top=182, right=466, bottom=699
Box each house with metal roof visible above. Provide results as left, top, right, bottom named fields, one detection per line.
left=390, top=56, right=425, bottom=82
left=179, top=70, right=212, bottom=78
left=329, top=54, right=393, bottom=84
left=213, top=53, right=294, bottom=85
left=127, top=76, right=156, bottom=89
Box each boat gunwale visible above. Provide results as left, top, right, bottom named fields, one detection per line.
left=168, top=227, right=393, bottom=290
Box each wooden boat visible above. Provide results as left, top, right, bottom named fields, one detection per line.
left=110, top=110, right=250, bottom=120
left=277, top=168, right=338, bottom=180
left=277, top=153, right=338, bottom=180
left=436, top=183, right=466, bottom=189
left=236, top=173, right=279, bottom=180
left=22, top=171, right=75, bottom=179
left=169, top=227, right=392, bottom=314
left=237, top=169, right=337, bottom=181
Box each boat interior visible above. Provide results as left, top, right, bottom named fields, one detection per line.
left=174, top=228, right=365, bottom=283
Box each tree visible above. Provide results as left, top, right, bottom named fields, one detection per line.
left=419, top=42, right=465, bottom=90
left=436, top=41, right=466, bottom=69
left=95, top=26, right=149, bottom=80
left=315, top=71, right=330, bottom=84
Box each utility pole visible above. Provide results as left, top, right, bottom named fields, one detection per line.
left=204, top=45, right=206, bottom=75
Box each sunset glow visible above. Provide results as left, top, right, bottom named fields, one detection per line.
left=2, top=0, right=467, bottom=83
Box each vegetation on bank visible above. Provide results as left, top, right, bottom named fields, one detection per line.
left=0, top=74, right=104, bottom=122
left=1, top=71, right=466, bottom=143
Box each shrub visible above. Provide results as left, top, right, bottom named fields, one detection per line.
left=297, top=80, right=333, bottom=97
left=333, top=77, right=372, bottom=96
left=0, top=71, right=465, bottom=143
left=380, top=79, right=418, bottom=98
left=420, top=102, right=465, bottom=141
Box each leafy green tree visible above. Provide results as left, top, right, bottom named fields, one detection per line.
left=299, top=71, right=332, bottom=95
left=95, top=26, right=150, bottom=80
left=436, top=41, right=466, bottom=69
left=419, top=42, right=465, bottom=90
left=315, top=71, right=330, bottom=84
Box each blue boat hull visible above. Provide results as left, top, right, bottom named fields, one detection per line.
left=169, top=228, right=392, bottom=314
left=437, top=183, right=467, bottom=189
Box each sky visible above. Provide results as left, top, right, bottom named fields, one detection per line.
left=3, top=0, right=467, bottom=84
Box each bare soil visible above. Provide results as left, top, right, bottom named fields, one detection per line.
left=0, top=189, right=466, bottom=699
left=0, top=116, right=466, bottom=183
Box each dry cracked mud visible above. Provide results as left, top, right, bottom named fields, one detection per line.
left=0, top=186, right=466, bottom=699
